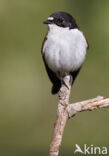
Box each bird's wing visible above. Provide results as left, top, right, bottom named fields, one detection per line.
left=41, top=36, right=47, bottom=54
left=42, top=55, right=61, bottom=94
left=41, top=37, right=61, bottom=94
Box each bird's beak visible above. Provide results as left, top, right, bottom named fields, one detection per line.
left=43, top=20, right=52, bottom=24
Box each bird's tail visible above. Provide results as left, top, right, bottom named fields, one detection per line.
left=52, top=68, right=81, bottom=94
left=51, top=83, right=61, bottom=94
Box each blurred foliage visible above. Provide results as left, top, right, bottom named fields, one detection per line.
left=0, top=0, right=109, bottom=156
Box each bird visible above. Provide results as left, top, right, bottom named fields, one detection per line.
left=41, top=11, right=89, bottom=94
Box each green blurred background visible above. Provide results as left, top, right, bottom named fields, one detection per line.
left=0, top=0, right=109, bottom=156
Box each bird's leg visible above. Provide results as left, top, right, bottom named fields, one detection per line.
left=69, top=75, right=73, bottom=86
left=61, top=80, right=69, bottom=89
left=61, top=75, right=73, bottom=89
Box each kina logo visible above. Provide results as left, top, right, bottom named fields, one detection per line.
left=74, top=144, right=108, bottom=155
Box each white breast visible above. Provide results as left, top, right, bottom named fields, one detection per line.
left=43, top=24, right=88, bottom=77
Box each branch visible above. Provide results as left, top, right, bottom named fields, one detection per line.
left=49, top=76, right=71, bottom=156
left=67, top=96, right=109, bottom=118
left=48, top=76, right=109, bottom=156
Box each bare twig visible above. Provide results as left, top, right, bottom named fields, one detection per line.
left=49, top=76, right=109, bottom=156
left=67, top=96, right=109, bottom=118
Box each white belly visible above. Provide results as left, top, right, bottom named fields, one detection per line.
left=43, top=26, right=87, bottom=77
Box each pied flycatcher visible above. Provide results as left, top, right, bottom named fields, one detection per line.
left=41, top=12, right=89, bottom=94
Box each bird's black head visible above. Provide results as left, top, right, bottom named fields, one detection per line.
left=43, top=12, right=78, bottom=29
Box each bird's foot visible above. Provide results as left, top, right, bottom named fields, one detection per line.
left=61, top=80, right=69, bottom=90
left=69, top=75, right=73, bottom=85
left=60, top=75, right=73, bottom=90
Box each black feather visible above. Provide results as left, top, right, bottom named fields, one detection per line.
left=42, top=56, right=61, bottom=94
left=70, top=68, right=81, bottom=85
